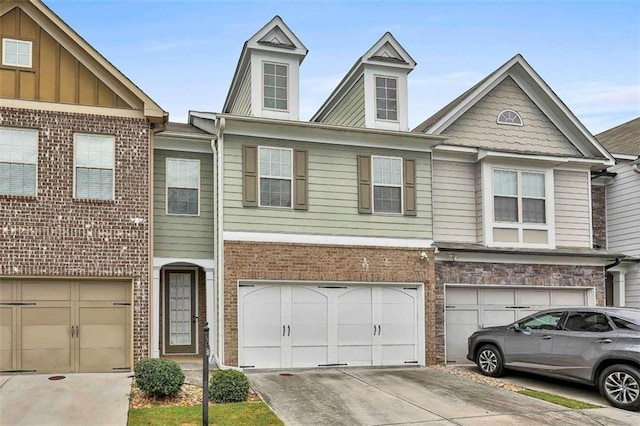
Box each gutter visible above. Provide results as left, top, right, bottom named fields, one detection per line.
left=605, top=258, right=621, bottom=271
left=436, top=246, right=626, bottom=260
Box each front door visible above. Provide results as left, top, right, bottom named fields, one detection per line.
left=164, top=270, right=197, bottom=354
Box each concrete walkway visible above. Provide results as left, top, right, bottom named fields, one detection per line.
left=248, top=367, right=640, bottom=425
left=0, top=373, right=132, bottom=426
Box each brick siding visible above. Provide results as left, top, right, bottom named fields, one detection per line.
left=223, top=241, right=437, bottom=366
left=0, top=107, right=151, bottom=363
left=434, top=260, right=605, bottom=363
left=592, top=185, right=607, bottom=249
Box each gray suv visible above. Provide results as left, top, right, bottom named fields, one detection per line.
left=467, top=307, right=640, bottom=411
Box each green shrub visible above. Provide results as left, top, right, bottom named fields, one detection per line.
left=209, top=369, right=250, bottom=403
left=134, top=358, right=185, bottom=398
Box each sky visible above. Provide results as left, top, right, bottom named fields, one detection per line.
left=45, top=0, right=640, bottom=134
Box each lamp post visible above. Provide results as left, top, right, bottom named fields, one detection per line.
left=202, top=323, right=209, bottom=426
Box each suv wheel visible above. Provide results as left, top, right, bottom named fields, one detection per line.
left=599, top=364, right=640, bottom=411
left=476, top=344, right=504, bottom=377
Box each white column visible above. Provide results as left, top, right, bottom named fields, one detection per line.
left=205, top=267, right=215, bottom=356
left=612, top=271, right=626, bottom=307
left=151, top=266, right=162, bottom=358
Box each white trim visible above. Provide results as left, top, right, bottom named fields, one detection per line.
left=0, top=126, right=38, bottom=197
left=478, top=149, right=607, bottom=167
left=435, top=251, right=615, bottom=266
left=73, top=133, right=115, bottom=200
left=372, top=155, right=403, bottom=214
left=612, top=153, right=639, bottom=161
left=2, top=38, right=33, bottom=68
left=155, top=137, right=214, bottom=153
left=0, top=98, right=147, bottom=119
left=258, top=146, right=294, bottom=209
left=153, top=257, right=216, bottom=269
left=496, top=109, right=523, bottom=126
left=224, top=231, right=434, bottom=248
left=165, top=157, right=201, bottom=216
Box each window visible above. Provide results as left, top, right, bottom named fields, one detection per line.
left=517, top=311, right=563, bottom=331
left=372, top=156, right=402, bottom=213
left=563, top=312, right=612, bottom=333
left=2, top=38, right=32, bottom=68
left=375, top=76, right=398, bottom=121
left=0, top=127, right=37, bottom=196
left=167, top=159, right=199, bottom=215
left=74, top=134, right=114, bottom=200
left=494, top=170, right=545, bottom=224
left=497, top=109, right=523, bottom=126
left=263, top=62, right=287, bottom=110
left=259, top=147, right=292, bottom=208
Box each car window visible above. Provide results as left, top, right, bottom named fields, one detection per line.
left=518, top=312, right=563, bottom=330
left=611, top=316, right=640, bottom=331
left=563, top=312, right=612, bottom=332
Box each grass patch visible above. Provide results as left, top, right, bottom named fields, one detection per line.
left=128, top=402, right=283, bottom=426
left=517, top=389, right=600, bottom=409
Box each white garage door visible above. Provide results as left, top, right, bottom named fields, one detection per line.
left=445, top=286, right=593, bottom=364
left=238, top=284, right=422, bottom=369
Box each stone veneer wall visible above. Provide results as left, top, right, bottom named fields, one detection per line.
left=0, top=107, right=151, bottom=363
left=223, top=241, right=436, bottom=366
left=592, top=185, right=607, bottom=249
left=434, top=261, right=605, bottom=363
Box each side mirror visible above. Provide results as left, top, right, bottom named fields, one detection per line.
left=513, top=323, right=521, bottom=331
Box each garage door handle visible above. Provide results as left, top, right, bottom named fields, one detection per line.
left=71, top=325, right=75, bottom=338
left=283, top=325, right=286, bottom=336
left=541, top=335, right=552, bottom=340
left=378, top=325, right=381, bottom=335
left=287, top=325, right=290, bottom=336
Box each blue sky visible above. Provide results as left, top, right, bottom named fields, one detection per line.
left=46, top=0, right=640, bottom=134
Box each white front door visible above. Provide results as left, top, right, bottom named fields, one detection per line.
left=239, top=283, right=421, bottom=369
left=445, top=286, right=593, bottom=364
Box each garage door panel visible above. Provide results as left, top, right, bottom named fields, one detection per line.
left=382, top=344, right=415, bottom=364
left=79, top=281, right=130, bottom=302
left=518, top=290, right=551, bottom=305
left=79, top=348, right=127, bottom=372
left=292, top=346, right=328, bottom=367
left=483, top=289, right=515, bottom=304
left=243, top=347, right=281, bottom=369
left=20, top=281, right=71, bottom=301
left=0, top=308, right=13, bottom=371
left=553, top=290, right=587, bottom=305
left=447, top=287, right=478, bottom=304
left=80, top=307, right=126, bottom=325
left=381, top=304, right=414, bottom=324
left=381, top=324, right=414, bottom=344
left=446, top=310, right=479, bottom=363
left=338, top=346, right=372, bottom=365
left=483, top=309, right=517, bottom=328
left=338, top=324, right=372, bottom=345
left=21, top=349, right=71, bottom=372
left=80, top=325, right=125, bottom=348
left=0, top=282, right=14, bottom=301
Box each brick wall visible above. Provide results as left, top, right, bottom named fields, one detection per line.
left=0, top=107, right=151, bottom=363
left=223, top=241, right=436, bottom=365
left=435, top=260, right=605, bottom=363
left=592, top=185, right=607, bottom=249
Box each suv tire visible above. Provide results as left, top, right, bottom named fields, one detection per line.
left=599, top=364, right=640, bottom=411
left=476, top=344, right=504, bottom=378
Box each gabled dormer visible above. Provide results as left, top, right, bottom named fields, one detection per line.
left=223, top=16, right=307, bottom=121
left=312, top=33, right=416, bottom=131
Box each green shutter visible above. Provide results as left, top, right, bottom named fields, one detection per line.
left=357, top=155, right=372, bottom=214
left=242, top=145, right=258, bottom=207
left=293, top=149, right=308, bottom=210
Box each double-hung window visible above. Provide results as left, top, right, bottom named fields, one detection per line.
left=375, top=76, right=398, bottom=121
left=2, top=38, right=32, bottom=68
left=0, top=127, right=38, bottom=196
left=259, top=147, right=292, bottom=208
left=74, top=134, right=114, bottom=200
left=372, top=156, right=402, bottom=213
left=166, top=158, right=200, bottom=215
left=263, top=62, right=288, bottom=111
left=489, top=167, right=551, bottom=247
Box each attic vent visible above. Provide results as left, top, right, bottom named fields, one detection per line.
left=497, top=109, right=523, bottom=126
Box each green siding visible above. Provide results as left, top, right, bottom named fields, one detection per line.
left=223, top=136, right=433, bottom=239
left=321, top=76, right=365, bottom=127
left=154, top=150, right=215, bottom=259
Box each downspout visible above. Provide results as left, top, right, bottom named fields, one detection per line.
left=605, top=258, right=621, bottom=271
left=148, top=116, right=167, bottom=359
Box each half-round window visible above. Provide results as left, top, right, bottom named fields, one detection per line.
left=497, top=110, right=523, bottom=126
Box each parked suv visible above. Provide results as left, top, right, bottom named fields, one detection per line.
left=467, top=307, right=640, bottom=411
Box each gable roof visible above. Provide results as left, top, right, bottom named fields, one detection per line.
left=413, top=54, right=614, bottom=163
left=596, top=117, right=640, bottom=156
left=0, top=0, right=166, bottom=123
left=222, top=16, right=307, bottom=113
left=311, top=32, right=415, bottom=123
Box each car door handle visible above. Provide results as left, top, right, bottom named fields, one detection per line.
left=541, top=335, right=553, bottom=340
left=596, top=338, right=612, bottom=344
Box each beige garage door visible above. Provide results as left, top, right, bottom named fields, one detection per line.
left=0, top=280, right=131, bottom=373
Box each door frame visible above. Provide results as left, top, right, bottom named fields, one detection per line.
left=162, top=267, right=199, bottom=355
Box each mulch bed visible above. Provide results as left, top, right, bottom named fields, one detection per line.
left=129, top=381, right=261, bottom=409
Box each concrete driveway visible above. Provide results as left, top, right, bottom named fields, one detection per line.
left=0, top=373, right=132, bottom=426
left=248, top=367, right=640, bottom=425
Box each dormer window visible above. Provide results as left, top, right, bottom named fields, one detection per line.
left=2, top=38, right=32, bottom=68
left=375, top=76, right=398, bottom=121
left=263, top=62, right=288, bottom=111
left=497, top=109, right=523, bottom=126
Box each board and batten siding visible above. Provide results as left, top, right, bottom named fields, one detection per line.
left=320, top=76, right=366, bottom=127
left=229, top=66, right=251, bottom=116
left=554, top=170, right=592, bottom=248
left=223, top=135, right=433, bottom=239
left=433, top=160, right=477, bottom=242
left=153, top=150, right=215, bottom=258
left=444, top=77, right=580, bottom=156
left=607, top=163, right=640, bottom=257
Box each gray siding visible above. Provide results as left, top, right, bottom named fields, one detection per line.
left=154, top=150, right=215, bottom=258
left=444, top=77, right=580, bottom=156
left=433, top=160, right=476, bottom=242
left=321, top=77, right=365, bottom=127
left=475, top=163, right=483, bottom=244
left=229, top=66, right=251, bottom=116
left=223, top=135, right=433, bottom=239
left=554, top=170, right=592, bottom=248
left=607, top=162, right=640, bottom=256
left=626, top=271, right=640, bottom=308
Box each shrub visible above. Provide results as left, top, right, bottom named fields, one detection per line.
left=209, top=369, right=250, bottom=403
left=134, top=358, right=185, bottom=398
